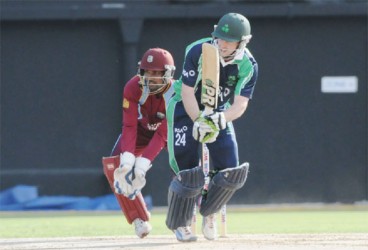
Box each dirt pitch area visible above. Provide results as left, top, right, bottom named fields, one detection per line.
left=1, top=234, right=367, bottom=250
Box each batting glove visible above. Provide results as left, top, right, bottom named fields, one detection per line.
left=205, top=112, right=226, bottom=130
left=192, top=116, right=219, bottom=143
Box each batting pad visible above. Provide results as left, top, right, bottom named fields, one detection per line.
left=200, top=163, right=249, bottom=217
left=166, top=166, right=205, bottom=230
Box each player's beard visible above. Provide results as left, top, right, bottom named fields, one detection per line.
left=148, top=81, right=166, bottom=93
left=219, top=48, right=237, bottom=62
left=149, top=83, right=160, bottom=92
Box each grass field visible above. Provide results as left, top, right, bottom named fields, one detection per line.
left=1, top=204, right=367, bottom=238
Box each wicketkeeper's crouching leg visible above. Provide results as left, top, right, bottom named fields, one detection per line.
left=102, top=156, right=152, bottom=238
left=166, top=166, right=205, bottom=242
left=200, top=163, right=249, bottom=240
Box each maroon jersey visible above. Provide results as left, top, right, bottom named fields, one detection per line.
left=118, top=75, right=174, bottom=161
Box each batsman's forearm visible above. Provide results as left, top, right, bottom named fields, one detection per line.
left=182, top=84, right=201, bottom=121
left=224, top=95, right=249, bottom=122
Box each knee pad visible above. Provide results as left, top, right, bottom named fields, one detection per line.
left=200, top=162, right=249, bottom=217
left=166, top=166, right=205, bottom=230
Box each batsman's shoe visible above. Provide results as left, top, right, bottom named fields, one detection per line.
left=133, top=218, right=152, bottom=238
left=174, top=226, right=198, bottom=242
left=202, top=214, right=217, bottom=240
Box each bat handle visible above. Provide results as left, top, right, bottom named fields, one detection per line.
left=203, top=106, right=213, bottom=116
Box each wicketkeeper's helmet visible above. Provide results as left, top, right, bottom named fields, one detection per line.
left=212, top=13, right=252, bottom=42
left=138, top=48, right=175, bottom=95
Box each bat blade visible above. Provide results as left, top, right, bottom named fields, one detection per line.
left=201, top=43, right=220, bottom=115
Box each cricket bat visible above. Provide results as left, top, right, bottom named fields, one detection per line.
left=192, top=43, right=221, bottom=236
left=201, top=43, right=220, bottom=115
left=202, top=43, right=227, bottom=237
left=200, top=42, right=219, bottom=200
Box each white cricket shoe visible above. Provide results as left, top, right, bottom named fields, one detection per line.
left=174, top=226, right=198, bottom=242
left=202, top=214, right=217, bottom=240
left=133, top=218, right=152, bottom=238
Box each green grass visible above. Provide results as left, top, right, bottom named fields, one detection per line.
left=0, top=209, right=367, bottom=238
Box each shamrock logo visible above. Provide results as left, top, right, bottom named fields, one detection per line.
left=221, top=24, right=229, bottom=33
left=226, top=76, right=237, bottom=86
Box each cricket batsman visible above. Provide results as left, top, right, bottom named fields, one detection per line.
left=165, top=13, right=259, bottom=241
left=102, top=48, right=176, bottom=238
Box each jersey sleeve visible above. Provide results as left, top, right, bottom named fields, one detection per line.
left=120, top=80, right=139, bottom=154
left=181, top=38, right=211, bottom=87
left=236, top=51, right=259, bottom=99
left=181, top=47, right=201, bottom=87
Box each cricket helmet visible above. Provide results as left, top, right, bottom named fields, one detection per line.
left=138, top=48, right=175, bottom=95
left=212, top=13, right=251, bottom=42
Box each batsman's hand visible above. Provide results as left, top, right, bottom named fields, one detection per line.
left=113, top=152, right=135, bottom=196
left=205, top=112, right=226, bottom=130
left=192, top=116, right=219, bottom=143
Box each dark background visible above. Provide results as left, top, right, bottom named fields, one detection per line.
left=1, top=0, right=367, bottom=206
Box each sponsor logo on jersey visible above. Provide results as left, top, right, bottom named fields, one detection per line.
left=218, top=86, right=231, bottom=103
left=123, top=98, right=129, bottom=109
left=174, top=126, right=188, bottom=133
left=182, top=69, right=196, bottom=78
left=147, top=122, right=162, bottom=131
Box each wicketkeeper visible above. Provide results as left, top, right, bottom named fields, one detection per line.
left=103, top=48, right=175, bottom=238
left=166, top=13, right=259, bottom=242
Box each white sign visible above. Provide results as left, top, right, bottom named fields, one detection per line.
left=321, top=76, right=358, bottom=93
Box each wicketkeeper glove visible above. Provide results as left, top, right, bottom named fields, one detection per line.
left=113, top=152, right=135, bottom=195
left=205, top=111, right=226, bottom=130
left=128, top=157, right=152, bottom=199
left=192, top=115, right=219, bottom=143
